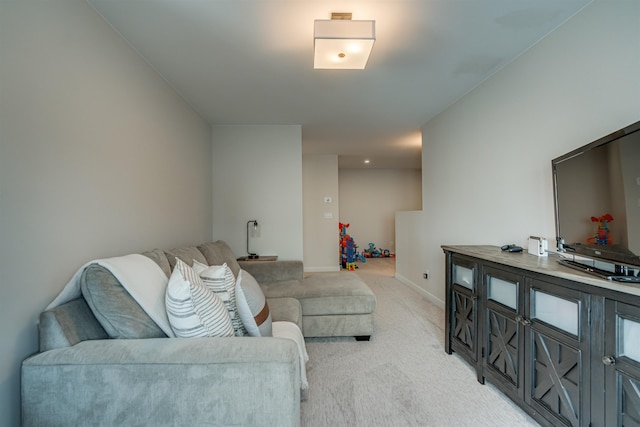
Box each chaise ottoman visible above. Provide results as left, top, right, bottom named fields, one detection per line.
left=257, top=272, right=377, bottom=340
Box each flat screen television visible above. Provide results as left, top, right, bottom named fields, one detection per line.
left=552, top=119, right=640, bottom=282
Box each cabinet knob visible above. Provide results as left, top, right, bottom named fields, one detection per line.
left=602, top=355, right=616, bottom=366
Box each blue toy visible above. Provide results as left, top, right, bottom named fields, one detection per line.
left=363, top=242, right=392, bottom=258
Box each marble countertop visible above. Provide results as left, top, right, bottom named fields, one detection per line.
left=442, top=245, right=640, bottom=298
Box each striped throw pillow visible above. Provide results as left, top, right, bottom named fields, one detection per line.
left=192, top=260, right=247, bottom=337
left=165, top=258, right=234, bottom=338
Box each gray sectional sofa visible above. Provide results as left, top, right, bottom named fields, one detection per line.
left=21, top=241, right=376, bottom=426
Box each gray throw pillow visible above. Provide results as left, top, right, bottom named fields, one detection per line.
left=165, top=246, right=208, bottom=270
left=80, top=264, right=167, bottom=339
left=198, top=240, right=241, bottom=279
left=141, top=248, right=172, bottom=278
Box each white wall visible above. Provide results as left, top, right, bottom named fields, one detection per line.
left=395, top=210, right=442, bottom=305
left=302, top=155, right=340, bottom=271
left=211, top=125, right=303, bottom=260
left=339, top=168, right=422, bottom=255
left=0, top=1, right=212, bottom=426
left=396, top=0, right=640, bottom=305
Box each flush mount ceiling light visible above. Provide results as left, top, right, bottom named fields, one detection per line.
left=314, top=13, right=375, bottom=70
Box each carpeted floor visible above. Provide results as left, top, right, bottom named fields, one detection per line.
left=300, top=258, right=539, bottom=426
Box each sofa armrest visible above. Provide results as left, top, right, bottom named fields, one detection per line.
left=22, top=337, right=300, bottom=427
left=239, top=260, right=304, bottom=283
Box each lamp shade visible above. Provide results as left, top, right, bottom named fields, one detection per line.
left=314, top=20, right=375, bottom=69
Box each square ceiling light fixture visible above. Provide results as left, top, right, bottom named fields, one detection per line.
left=314, top=13, right=375, bottom=70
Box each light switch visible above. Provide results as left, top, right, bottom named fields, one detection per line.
left=323, top=212, right=333, bottom=219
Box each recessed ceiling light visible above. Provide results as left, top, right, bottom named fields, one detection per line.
left=364, top=159, right=371, bottom=164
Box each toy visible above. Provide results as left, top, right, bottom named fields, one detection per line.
left=362, top=242, right=393, bottom=258
left=339, top=222, right=365, bottom=270
left=364, top=242, right=381, bottom=258
left=587, top=213, right=614, bottom=245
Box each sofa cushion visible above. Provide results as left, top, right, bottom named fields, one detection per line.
left=141, top=248, right=172, bottom=278
left=302, top=313, right=374, bottom=338
left=198, top=241, right=241, bottom=278
left=166, top=258, right=234, bottom=338
left=239, top=260, right=304, bottom=283
left=165, top=246, right=208, bottom=270
left=192, top=260, right=247, bottom=336
left=80, top=264, right=167, bottom=339
left=261, top=273, right=377, bottom=316
left=236, top=269, right=272, bottom=337
left=268, top=297, right=303, bottom=330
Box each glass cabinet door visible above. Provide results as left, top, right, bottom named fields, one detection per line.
left=483, top=267, right=523, bottom=396
left=525, top=279, right=588, bottom=427
left=531, top=289, right=579, bottom=336
left=453, top=263, right=474, bottom=291
left=605, top=299, right=640, bottom=427
left=449, top=255, right=478, bottom=365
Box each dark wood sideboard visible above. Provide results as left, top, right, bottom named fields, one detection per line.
left=443, top=245, right=640, bottom=427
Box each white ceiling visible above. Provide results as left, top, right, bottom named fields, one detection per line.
left=88, top=0, right=591, bottom=169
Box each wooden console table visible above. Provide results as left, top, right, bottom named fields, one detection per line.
left=443, top=245, right=640, bottom=427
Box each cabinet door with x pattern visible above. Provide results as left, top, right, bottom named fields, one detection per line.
left=446, top=255, right=480, bottom=375
left=482, top=266, right=525, bottom=400
left=604, top=299, right=640, bottom=426
left=524, top=278, right=590, bottom=427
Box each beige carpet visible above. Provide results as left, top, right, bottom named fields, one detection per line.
left=301, top=258, right=539, bottom=426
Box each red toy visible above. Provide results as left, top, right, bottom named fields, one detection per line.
left=587, top=213, right=614, bottom=245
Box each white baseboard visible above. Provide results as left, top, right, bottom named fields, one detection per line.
left=395, top=273, right=445, bottom=309
left=304, top=266, right=341, bottom=273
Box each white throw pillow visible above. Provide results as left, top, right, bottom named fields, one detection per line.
left=165, top=258, right=234, bottom=338
left=236, top=269, right=272, bottom=337
left=192, top=260, right=247, bottom=336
